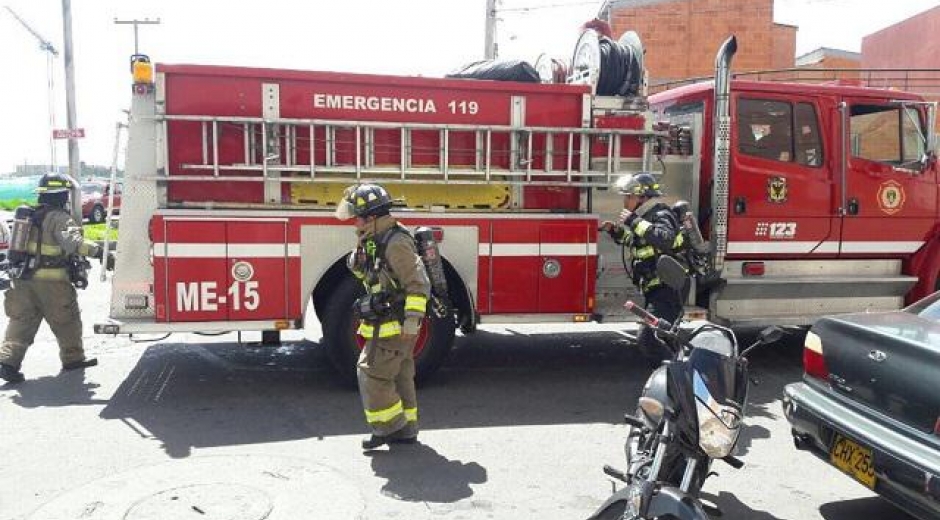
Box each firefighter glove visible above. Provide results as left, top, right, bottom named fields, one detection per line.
left=104, top=252, right=116, bottom=271
left=619, top=208, right=637, bottom=226
left=403, top=316, right=422, bottom=337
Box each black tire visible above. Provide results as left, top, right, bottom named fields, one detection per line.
left=320, top=275, right=456, bottom=387
left=89, top=205, right=105, bottom=224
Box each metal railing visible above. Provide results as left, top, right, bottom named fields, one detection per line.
left=650, top=68, right=940, bottom=96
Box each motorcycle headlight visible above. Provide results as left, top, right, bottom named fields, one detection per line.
left=693, top=370, right=742, bottom=458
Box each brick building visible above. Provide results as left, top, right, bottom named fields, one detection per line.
left=861, top=4, right=940, bottom=96
left=602, top=0, right=796, bottom=86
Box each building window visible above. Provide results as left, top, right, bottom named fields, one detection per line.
left=737, top=98, right=823, bottom=167
left=850, top=105, right=925, bottom=166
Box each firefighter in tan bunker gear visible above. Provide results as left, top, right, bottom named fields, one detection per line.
left=335, top=183, right=431, bottom=450
left=0, top=173, right=110, bottom=384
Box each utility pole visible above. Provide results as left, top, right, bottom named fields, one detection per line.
left=114, top=17, right=161, bottom=55
left=4, top=6, right=60, bottom=172
left=61, top=0, right=81, bottom=221
left=484, top=0, right=497, bottom=60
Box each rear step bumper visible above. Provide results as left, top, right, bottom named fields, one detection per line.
left=94, top=319, right=299, bottom=335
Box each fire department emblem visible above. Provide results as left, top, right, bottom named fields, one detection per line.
left=766, top=176, right=788, bottom=204
left=231, top=261, right=255, bottom=282
left=877, top=180, right=906, bottom=215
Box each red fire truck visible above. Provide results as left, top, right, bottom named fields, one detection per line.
left=96, top=34, right=940, bottom=382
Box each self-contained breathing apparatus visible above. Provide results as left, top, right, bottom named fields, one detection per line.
left=352, top=225, right=451, bottom=327
left=413, top=227, right=451, bottom=318
left=4, top=205, right=38, bottom=285
left=670, top=200, right=711, bottom=278
left=2, top=204, right=92, bottom=290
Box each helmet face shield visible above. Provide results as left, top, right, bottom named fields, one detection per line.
left=334, top=198, right=357, bottom=221
left=614, top=174, right=636, bottom=195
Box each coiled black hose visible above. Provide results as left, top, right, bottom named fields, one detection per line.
left=596, top=36, right=641, bottom=97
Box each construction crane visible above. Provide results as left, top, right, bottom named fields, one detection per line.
left=4, top=5, right=60, bottom=171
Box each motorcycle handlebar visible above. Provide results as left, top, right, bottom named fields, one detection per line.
left=624, top=301, right=673, bottom=332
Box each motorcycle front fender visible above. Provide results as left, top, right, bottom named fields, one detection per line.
left=645, top=485, right=708, bottom=520
left=585, top=485, right=635, bottom=520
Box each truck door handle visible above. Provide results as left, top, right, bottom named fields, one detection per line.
left=734, top=196, right=746, bottom=215
left=847, top=198, right=859, bottom=215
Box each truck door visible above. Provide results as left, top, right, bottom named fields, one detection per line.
left=226, top=221, right=288, bottom=321
left=727, top=95, right=836, bottom=257
left=838, top=99, right=937, bottom=256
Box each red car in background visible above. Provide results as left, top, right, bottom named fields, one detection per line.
left=81, top=180, right=121, bottom=223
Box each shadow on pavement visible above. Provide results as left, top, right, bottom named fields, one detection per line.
left=368, top=442, right=487, bottom=502
left=96, top=325, right=804, bottom=458
left=701, top=490, right=786, bottom=520
left=819, top=496, right=917, bottom=520
left=6, top=369, right=107, bottom=408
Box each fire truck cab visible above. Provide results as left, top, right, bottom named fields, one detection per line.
left=650, top=75, right=940, bottom=326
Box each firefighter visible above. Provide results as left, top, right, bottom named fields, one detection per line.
left=600, top=172, right=684, bottom=366
left=0, top=173, right=113, bottom=384
left=334, top=183, right=431, bottom=450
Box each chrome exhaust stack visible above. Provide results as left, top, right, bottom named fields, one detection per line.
left=710, top=35, right=737, bottom=274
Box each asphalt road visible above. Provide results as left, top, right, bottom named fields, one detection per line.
left=0, top=264, right=918, bottom=520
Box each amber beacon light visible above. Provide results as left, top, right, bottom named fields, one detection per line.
left=131, top=54, right=154, bottom=85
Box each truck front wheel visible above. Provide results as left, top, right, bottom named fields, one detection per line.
left=320, top=276, right=456, bottom=387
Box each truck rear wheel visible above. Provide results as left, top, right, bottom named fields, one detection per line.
left=321, top=276, right=456, bottom=387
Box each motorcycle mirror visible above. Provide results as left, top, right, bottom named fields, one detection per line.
left=740, top=326, right=786, bottom=359
left=758, top=326, right=785, bottom=344
left=656, top=255, right=689, bottom=293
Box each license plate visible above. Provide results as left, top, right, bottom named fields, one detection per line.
left=830, top=435, right=876, bottom=489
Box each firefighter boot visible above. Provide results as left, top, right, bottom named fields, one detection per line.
left=389, top=423, right=418, bottom=444
left=361, top=434, right=390, bottom=450
left=62, top=358, right=98, bottom=371
left=0, top=363, right=25, bottom=384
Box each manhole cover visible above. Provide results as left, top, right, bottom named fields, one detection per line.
left=27, top=455, right=364, bottom=519
left=125, top=483, right=272, bottom=520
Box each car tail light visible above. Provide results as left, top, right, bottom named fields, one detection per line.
left=803, top=331, right=829, bottom=381
left=742, top=262, right=765, bottom=276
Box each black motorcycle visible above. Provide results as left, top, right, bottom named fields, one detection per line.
left=589, top=257, right=783, bottom=520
